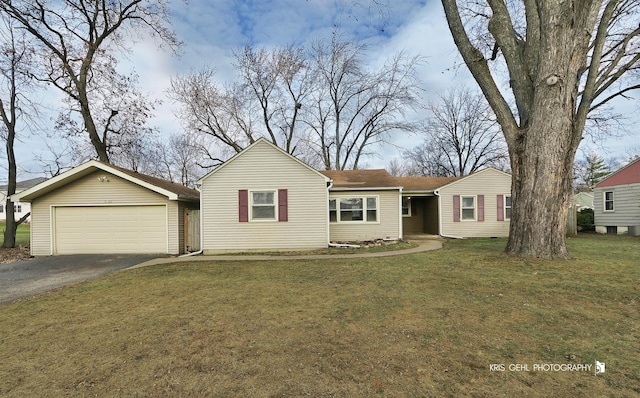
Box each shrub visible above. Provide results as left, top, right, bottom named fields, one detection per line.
left=577, top=208, right=594, bottom=232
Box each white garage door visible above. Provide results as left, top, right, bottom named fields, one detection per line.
left=54, top=205, right=167, bottom=254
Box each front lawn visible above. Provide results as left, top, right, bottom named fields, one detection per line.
left=0, top=235, right=638, bottom=396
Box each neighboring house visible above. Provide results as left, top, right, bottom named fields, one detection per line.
left=0, top=177, right=47, bottom=222
left=593, top=157, right=640, bottom=236
left=11, top=161, right=199, bottom=255
left=573, top=192, right=594, bottom=211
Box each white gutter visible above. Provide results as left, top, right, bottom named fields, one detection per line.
left=398, top=187, right=403, bottom=240
left=326, top=179, right=333, bottom=247
left=434, top=189, right=464, bottom=240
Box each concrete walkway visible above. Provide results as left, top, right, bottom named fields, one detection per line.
left=131, top=238, right=444, bottom=269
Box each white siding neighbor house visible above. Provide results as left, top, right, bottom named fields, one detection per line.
left=0, top=177, right=46, bottom=222
left=593, top=158, right=640, bottom=236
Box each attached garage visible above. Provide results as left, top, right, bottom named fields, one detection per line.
left=53, top=205, right=168, bottom=254
left=12, top=161, right=199, bottom=256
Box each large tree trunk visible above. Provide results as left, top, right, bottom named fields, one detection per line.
left=441, top=0, right=599, bottom=259
left=504, top=3, right=586, bottom=259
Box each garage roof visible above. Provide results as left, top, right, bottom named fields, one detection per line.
left=11, top=160, right=200, bottom=203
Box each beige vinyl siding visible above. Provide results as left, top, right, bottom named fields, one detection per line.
left=200, top=140, right=328, bottom=253
left=30, top=170, right=180, bottom=256
left=439, top=169, right=511, bottom=238
left=594, top=183, right=640, bottom=229
left=329, top=190, right=400, bottom=241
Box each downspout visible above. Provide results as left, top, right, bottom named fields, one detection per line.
left=180, top=183, right=204, bottom=257
left=326, top=179, right=333, bottom=247
left=398, top=187, right=403, bottom=240
left=435, top=189, right=464, bottom=240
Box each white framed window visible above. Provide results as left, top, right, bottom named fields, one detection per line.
left=329, top=196, right=378, bottom=223
left=15, top=204, right=22, bottom=213
left=461, top=196, right=476, bottom=221
left=402, top=197, right=411, bottom=217
left=251, top=191, right=276, bottom=221
left=505, top=195, right=512, bottom=220
left=604, top=191, right=614, bottom=212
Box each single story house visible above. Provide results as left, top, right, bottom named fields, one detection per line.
left=573, top=191, right=594, bottom=211
left=15, top=139, right=514, bottom=256
left=593, top=157, right=640, bottom=236
left=11, top=160, right=200, bottom=255
left=198, top=139, right=513, bottom=254
left=0, top=177, right=47, bottom=222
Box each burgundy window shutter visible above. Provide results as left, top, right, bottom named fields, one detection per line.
left=239, top=190, right=249, bottom=222
left=478, top=195, right=485, bottom=222
left=453, top=195, right=460, bottom=222
left=497, top=194, right=504, bottom=221
left=278, top=189, right=288, bottom=222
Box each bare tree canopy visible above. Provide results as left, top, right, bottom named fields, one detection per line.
left=170, top=36, right=423, bottom=170
left=441, top=0, right=640, bottom=259
left=0, top=0, right=179, bottom=163
left=404, top=87, right=508, bottom=177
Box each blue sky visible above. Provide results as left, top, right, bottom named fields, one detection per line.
left=17, top=0, right=639, bottom=178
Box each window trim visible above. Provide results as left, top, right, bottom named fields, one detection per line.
left=603, top=191, right=614, bottom=212
left=329, top=195, right=380, bottom=224
left=461, top=195, right=476, bottom=221
left=249, top=190, right=278, bottom=222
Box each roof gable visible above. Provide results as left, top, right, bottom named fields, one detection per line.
left=198, top=138, right=330, bottom=184
left=395, top=176, right=460, bottom=192
left=11, top=160, right=199, bottom=202
left=435, top=168, right=512, bottom=192
left=596, top=158, right=640, bottom=187
left=321, top=169, right=401, bottom=190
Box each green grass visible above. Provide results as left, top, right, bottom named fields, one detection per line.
left=0, top=221, right=29, bottom=245
left=0, top=234, right=638, bottom=396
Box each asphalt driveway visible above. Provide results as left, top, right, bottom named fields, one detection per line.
left=0, top=254, right=163, bottom=304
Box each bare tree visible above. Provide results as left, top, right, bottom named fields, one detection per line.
left=0, top=16, right=37, bottom=248
left=404, top=87, right=508, bottom=177
left=155, top=132, right=203, bottom=187
left=171, top=37, right=422, bottom=170
left=307, top=36, right=423, bottom=170
left=441, top=0, right=640, bottom=258
left=0, top=0, right=179, bottom=163
left=170, top=44, right=314, bottom=165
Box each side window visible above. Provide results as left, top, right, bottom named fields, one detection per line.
left=251, top=191, right=276, bottom=220
left=604, top=191, right=614, bottom=211
left=461, top=196, right=476, bottom=220
left=505, top=195, right=512, bottom=219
